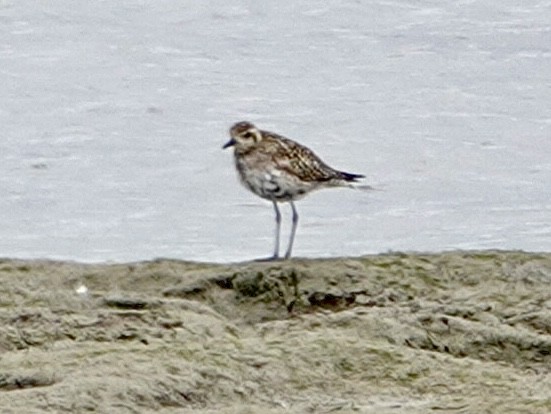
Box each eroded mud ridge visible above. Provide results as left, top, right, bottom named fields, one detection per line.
left=0, top=251, right=550, bottom=413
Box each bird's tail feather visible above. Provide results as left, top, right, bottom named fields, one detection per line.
left=333, top=171, right=376, bottom=190
left=339, top=171, right=365, bottom=182
left=330, top=171, right=380, bottom=190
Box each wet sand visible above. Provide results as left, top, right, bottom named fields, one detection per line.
left=0, top=251, right=550, bottom=413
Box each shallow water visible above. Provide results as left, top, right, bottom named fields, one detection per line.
left=1, top=0, right=550, bottom=262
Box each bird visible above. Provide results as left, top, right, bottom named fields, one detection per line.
left=223, top=121, right=364, bottom=260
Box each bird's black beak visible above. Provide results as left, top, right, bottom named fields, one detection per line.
left=222, top=138, right=236, bottom=149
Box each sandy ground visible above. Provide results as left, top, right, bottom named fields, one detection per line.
left=0, top=251, right=550, bottom=413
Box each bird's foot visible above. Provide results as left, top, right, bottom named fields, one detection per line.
left=254, top=255, right=282, bottom=262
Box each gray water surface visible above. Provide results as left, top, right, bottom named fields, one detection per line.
left=1, top=1, right=550, bottom=262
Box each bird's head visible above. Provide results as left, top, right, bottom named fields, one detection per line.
left=223, top=121, right=263, bottom=151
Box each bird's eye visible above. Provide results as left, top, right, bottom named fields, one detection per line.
left=242, top=132, right=253, bottom=139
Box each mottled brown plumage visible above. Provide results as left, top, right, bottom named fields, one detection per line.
left=223, top=121, right=364, bottom=260
left=261, top=131, right=354, bottom=183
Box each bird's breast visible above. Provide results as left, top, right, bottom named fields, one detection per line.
left=234, top=155, right=315, bottom=202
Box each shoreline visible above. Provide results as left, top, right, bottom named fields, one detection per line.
left=1, top=250, right=550, bottom=413
left=2, top=247, right=548, bottom=265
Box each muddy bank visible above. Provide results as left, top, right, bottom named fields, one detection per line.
left=0, top=251, right=550, bottom=413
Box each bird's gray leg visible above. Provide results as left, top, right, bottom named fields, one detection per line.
left=272, top=200, right=281, bottom=260
left=254, top=200, right=281, bottom=262
left=284, top=201, right=299, bottom=260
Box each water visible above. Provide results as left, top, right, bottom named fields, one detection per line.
left=1, top=0, right=550, bottom=262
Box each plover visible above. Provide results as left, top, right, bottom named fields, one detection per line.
left=223, top=121, right=364, bottom=260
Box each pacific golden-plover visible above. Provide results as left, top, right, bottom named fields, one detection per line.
left=223, top=121, right=364, bottom=260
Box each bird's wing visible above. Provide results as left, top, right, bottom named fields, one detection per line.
left=265, top=134, right=339, bottom=182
